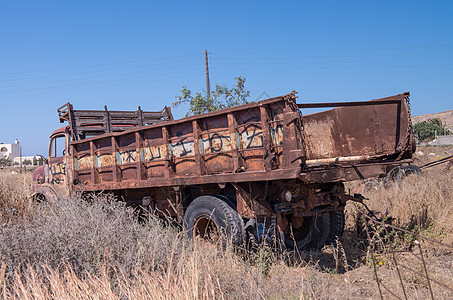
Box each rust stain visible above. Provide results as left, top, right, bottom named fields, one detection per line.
left=270, top=123, right=284, bottom=147
left=240, top=128, right=263, bottom=149
left=200, top=132, right=232, bottom=154
left=142, top=145, right=165, bottom=161
left=170, top=140, right=194, bottom=158
left=117, top=150, right=137, bottom=165
left=76, top=155, right=92, bottom=170
left=303, top=118, right=335, bottom=158
left=96, top=153, right=114, bottom=167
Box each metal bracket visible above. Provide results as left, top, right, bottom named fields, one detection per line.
left=274, top=202, right=292, bottom=213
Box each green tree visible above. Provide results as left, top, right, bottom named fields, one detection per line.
left=23, top=159, right=32, bottom=166
left=173, top=76, right=251, bottom=117
left=414, top=118, right=450, bottom=141
left=0, top=158, right=11, bottom=167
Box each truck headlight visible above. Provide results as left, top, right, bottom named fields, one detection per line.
left=284, top=190, right=292, bottom=202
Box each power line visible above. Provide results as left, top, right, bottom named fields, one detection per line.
left=211, top=63, right=453, bottom=71
left=1, top=73, right=201, bottom=100
left=211, top=51, right=453, bottom=60
left=0, top=69, right=201, bottom=94
left=212, top=44, right=453, bottom=55
left=0, top=59, right=202, bottom=82
left=0, top=64, right=202, bottom=88
left=210, top=57, right=453, bottom=65
left=0, top=53, right=201, bottom=76
left=212, top=68, right=453, bottom=76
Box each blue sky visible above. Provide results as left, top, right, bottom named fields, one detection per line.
left=1, top=1, right=452, bottom=155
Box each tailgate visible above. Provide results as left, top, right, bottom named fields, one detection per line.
left=299, top=92, right=414, bottom=161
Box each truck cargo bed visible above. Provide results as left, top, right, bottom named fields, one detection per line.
left=64, top=92, right=414, bottom=192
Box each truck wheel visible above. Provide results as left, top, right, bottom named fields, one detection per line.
left=184, top=195, right=245, bottom=247
left=326, top=210, right=345, bottom=245
left=284, top=213, right=330, bottom=251
left=32, top=193, right=46, bottom=203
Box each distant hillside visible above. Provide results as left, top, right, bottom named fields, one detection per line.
left=412, top=109, right=453, bottom=130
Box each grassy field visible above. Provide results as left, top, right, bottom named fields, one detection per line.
left=0, top=146, right=452, bottom=299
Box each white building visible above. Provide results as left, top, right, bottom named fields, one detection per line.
left=13, top=155, right=41, bottom=166
left=0, top=139, right=20, bottom=161
left=429, top=134, right=453, bottom=146
left=0, top=140, right=42, bottom=166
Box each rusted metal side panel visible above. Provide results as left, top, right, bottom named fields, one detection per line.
left=70, top=95, right=292, bottom=189
left=67, top=92, right=414, bottom=190
left=141, top=127, right=167, bottom=179
left=198, top=114, right=233, bottom=174
left=94, top=137, right=115, bottom=183
left=302, top=93, right=412, bottom=160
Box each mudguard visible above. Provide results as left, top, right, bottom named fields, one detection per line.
left=31, top=183, right=62, bottom=203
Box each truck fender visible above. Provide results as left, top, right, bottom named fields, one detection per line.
left=31, top=184, right=61, bottom=203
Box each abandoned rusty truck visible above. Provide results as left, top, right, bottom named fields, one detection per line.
left=31, top=92, right=416, bottom=250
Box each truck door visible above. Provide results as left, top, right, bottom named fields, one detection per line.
left=48, top=133, right=69, bottom=186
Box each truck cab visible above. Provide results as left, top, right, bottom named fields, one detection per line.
left=32, top=126, right=72, bottom=202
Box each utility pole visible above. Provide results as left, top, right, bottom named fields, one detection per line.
left=204, top=50, right=211, bottom=100
left=20, top=146, right=22, bottom=170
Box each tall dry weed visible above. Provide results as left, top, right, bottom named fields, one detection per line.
left=0, top=170, right=33, bottom=223
left=0, top=171, right=379, bottom=299
left=0, top=195, right=190, bottom=280
left=363, top=167, right=453, bottom=243
left=0, top=163, right=452, bottom=299
left=0, top=194, right=374, bottom=299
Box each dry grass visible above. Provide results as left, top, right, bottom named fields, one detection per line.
left=363, top=168, right=453, bottom=242
left=0, top=169, right=33, bottom=223
left=350, top=146, right=453, bottom=244
left=0, top=149, right=452, bottom=299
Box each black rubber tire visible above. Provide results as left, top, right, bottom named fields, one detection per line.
left=396, top=165, right=421, bottom=182
left=32, top=193, right=46, bottom=203
left=184, top=195, right=245, bottom=247
left=326, top=210, right=345, bottom=245
left=386, top=166, right=402, bottom=180
left=384, top=166, right=403, bottom=188
left=214, top=194, right=237, bottom=210
left=284, top=213, right=330, bottom=251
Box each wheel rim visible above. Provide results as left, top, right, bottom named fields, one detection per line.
left=289, top=217, right=310, bottom=241
left=193, top=214, right=220, bottom=243
left=284, top=216, right=311, bottom=248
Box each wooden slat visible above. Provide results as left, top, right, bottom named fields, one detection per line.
left=62, top=105, right=172, bottom=140
left=137, top=107, right=144, bottom=126
left=104, top=105, right=111, bottom=133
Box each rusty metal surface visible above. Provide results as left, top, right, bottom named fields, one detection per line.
left=41, top=91, right=414, bottom=194
left=301, top=93, right=413, bottom=161
left=232, top=183, right=274, bottom=218
left=68, top=93, right=296, bottom=190
left=49, top=126, right=69, bottom=138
